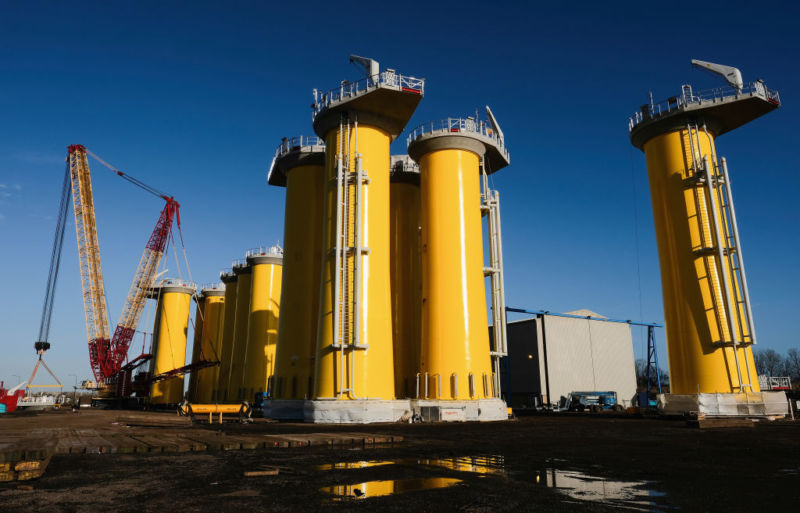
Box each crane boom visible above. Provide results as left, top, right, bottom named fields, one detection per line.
left=104, top=198, right=179, bottom=377
left=63, top=144, right=180, bottom=381
left=67, top=145, right=111, bottom=381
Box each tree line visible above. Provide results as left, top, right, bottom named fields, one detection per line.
left=753, top=348, right=800, bottom=382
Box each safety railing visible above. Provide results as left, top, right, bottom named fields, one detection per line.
left=312, top=70, right=425, bottom=117
left=628, top=81, right=781, bottom=131
left=158, top=277, right=196, bottom=290
left=273, top=136, right=324, bottom=161
left=200, top=282, right=225, bottom=292
left=231, top=258, right=248, bottom=269
left=406, top=117, right=510, bottom=162
left=246, top=245, right=283, bottom=257
left=758, top=375, right=792, bottom=391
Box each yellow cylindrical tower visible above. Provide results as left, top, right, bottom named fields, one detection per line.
left=242, top=247, right=283, bottom=402
left=269, top=137, right=325, bottom=409
left=187, top=292, right=205, bottom=402
left=228, top=259, right=252, bottom=401
left=148, top=278, right=195, bottom=405
left=389, top=155, right=421, bottom=399
left=629, top=73, right=780, bottom=397
left=194, top=284, right=225, bottom=403
left=407, top=116, right=510, bottom=403
left=308, top=59, right=424, bottom=422
left=215, top=271, right=237, bottom=401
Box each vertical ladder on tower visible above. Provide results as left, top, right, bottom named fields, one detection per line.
left=331, top=114, right=369, bottom=399
left=481, top=166, right=507, bottom=399
left=684, top=123, right=755, bottom=391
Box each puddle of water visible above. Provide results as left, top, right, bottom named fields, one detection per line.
left=534, top=469, right=670, bottom=511
left=317, top=455, right=505, bottom=475
left=315, top=460, right=394, bottom=471
left=320, top=477, right=462, bottom=500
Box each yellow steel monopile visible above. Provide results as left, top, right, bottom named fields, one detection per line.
left=215, top=271, right=237, bottom=401
left=194, top=284, right=225, bottom=403
left=407, top=117, right=510, bottom=401
left=242, top=247, right=283, bottom=401
left=187, top=292, right=204, bottom=402
left=228, top=260, right=252, bottom=401
left=309, top=58, right=424, bottom=421
left=148, top=279, right=195, bottom=405
left=389, top=156, right=421, bottom=399
left=629, top=73, right=780, bottom=395
left=269, top=137, right=326, bottom=407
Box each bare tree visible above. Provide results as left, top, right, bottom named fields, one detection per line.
left=753, top=349, right=786, bottom=376
left=785, top=348, right=800, bottom=382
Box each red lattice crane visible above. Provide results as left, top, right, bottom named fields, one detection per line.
left=56, top=145, right=180, bottom=382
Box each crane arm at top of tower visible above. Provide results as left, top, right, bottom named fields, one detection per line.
left=349, top=54, right=379, bottom=79
left=691, top=59, right=744, bottom=93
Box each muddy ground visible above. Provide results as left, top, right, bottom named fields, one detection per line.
left=1, top=411, right=798, bottom=512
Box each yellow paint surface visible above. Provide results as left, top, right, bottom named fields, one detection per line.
left=643, top=128, right=759, bottom=393
left=149, top=289, right=192, bottom=404
left=187, top=297, right=204, bottom=401
left=216, top=277, right=237, bottom=401
left=273, top=164, right=325, bottom=400
left=314, top=123, right=395, bottom=400
left=243, top=261, right=282, bottom=400
left=228, top=269, right=252, bottom=401
left=418, top=149, right=493, bottom=399
left=194, top=294, right=225, bottom=402
left=390, top=181, right=421, bottom=398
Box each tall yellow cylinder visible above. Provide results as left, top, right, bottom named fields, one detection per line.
left=313, top=122, right=396, bottom=400
left=642, top=128, right=759, bottom=394
left=415, top=148, right=493, bottom=399
left=228, top=261, right=252, bottom=401
left=242, top=248, right=283, bottom=401
left=194, top=285, right=225, bottom=403
left=187, top=293, right=204, bottom=402
left=216, top=271, right=237, bottom=401
left=149, top=279, right=195, bottom=405
left=271, top=143, right=325, bottom=401
left=389, top=157, right=421, bottom=399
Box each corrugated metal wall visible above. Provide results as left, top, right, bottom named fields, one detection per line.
left=504, top=314, right=638, bottom=407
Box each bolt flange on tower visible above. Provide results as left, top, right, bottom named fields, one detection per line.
left=629, top=59, right=788, bottom=417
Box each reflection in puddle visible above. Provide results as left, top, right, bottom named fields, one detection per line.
left=317, top=455, right=505, bottom=475
left=320, top=477, right=462, bottom=500
left=535, top=469, right=669, bottom=511
left=317, top=455, right=670, bottom=510
left=315, top=460, right=394, bottom=471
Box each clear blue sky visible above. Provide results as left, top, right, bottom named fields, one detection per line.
left=1, top=1, right=798, bottom=387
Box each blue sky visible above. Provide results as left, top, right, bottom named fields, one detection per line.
left=1, top=1, right=798, bottom=386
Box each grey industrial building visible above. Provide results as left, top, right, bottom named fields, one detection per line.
left=502, top=310, right=638, bottom=409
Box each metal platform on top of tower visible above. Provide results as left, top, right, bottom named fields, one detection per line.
left=629, top=79, right=780, bottom=149
left=311, top=55, right=425, bottom=140
left=407, top=107, right=510, bottom=173
left=267, top=136, right=325, bottom=187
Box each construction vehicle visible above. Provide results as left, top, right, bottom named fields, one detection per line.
left=0, top=381, right=26, bottom=413
left=558, top=391, right=621, bottom=412
left=35, top=144, right=196, bottom=405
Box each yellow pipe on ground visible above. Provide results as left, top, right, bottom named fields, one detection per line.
left=228, top=261, right=252, bottom=401
left=314, top=122, right=395, bottom=400
left=194, top=285, right=225, bottom=403
left=187, top=293, right=204, bottom=402
left=271, top=152, right=325, bottom=400
left=242, top=248, right=283, bottom=401
left=389, top=159, right=421, bottom=399
left=414, top=148, right=493, bottom=399
left=216, top=271, right=237, bottom=401
left=642, top=128, right=759, bottom=393
left=149, top=279, right=195, bottom=404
